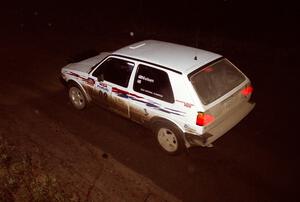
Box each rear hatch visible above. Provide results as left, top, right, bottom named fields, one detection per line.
left=189, top=58, right=254, bottom=141
left=190, top=58, right=246, bottom=105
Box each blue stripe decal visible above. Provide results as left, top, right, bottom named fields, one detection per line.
left=112, top=88, right=185, bottom=116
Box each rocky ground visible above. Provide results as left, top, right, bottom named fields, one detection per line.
left=0, top=104, right=179, bottom=201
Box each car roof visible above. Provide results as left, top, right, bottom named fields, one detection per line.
left=113, top=40, right=222, bottom=74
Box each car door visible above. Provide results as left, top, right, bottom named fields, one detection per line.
left=129, top=63, right=175, bottom=123
left=90, top=57, right=135, bottom=118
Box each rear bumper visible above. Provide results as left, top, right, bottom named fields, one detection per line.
left=186, top=101, right=255, bottom=147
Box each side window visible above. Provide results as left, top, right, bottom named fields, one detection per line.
left=92, top=58, right=134, bottom=87
left=133, top=64, right=174, bottom=103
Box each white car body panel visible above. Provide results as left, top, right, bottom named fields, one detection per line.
left=114, top=40, right=221, bottom=74
left=64, top=52, right=110, bottom=73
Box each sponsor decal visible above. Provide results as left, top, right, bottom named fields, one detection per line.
left=66, top=71, right=95, bottom=86
left=138, top=75, right=154, bottom=83
left=176, top=100, right=194, bottom=108
left=140, top=88, right=163, bottom=98
left=112, top=87, right=185, bottom=116
left=97, top=82, right=109, bottom=92
left=184, top=124, right=197, bottom=133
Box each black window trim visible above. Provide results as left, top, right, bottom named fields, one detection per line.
left=90, top=54, right=183, bottom=75
left=89, top=55, right=136, bottom=75
left=91, top=56, right=135, bottom=88
left=133, top=63, right=175, bottom=104
left=112, top=54, right=182, bottom=75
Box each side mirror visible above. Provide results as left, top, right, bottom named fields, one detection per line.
left=97, top=74, right=104, bottom=82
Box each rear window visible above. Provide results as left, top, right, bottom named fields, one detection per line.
left=190, top=58, right=245, bottom=105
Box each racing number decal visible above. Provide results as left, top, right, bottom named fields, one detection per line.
left=99, top=90, right=108, bottom=101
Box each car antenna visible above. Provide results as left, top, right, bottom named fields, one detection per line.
left=194, top=29, right=199, bottom=60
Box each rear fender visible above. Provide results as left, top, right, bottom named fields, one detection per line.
left=149, top=116, right=191, bottom=148
left=149, top=117, right=182, bottom=131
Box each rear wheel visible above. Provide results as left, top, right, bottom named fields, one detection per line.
left=154, top=122, right=185, bottom=155
left=68, top=85, right=87, bottom=110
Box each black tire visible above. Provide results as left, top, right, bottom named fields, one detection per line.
left=68, top=84, right=87, bottom=110
left=154, top=121, right=186, bottom=155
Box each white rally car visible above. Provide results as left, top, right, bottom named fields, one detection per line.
left=61, top=40, right=255, bottom=155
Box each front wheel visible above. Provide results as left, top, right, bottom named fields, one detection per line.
left=68, top=85, right=87, bottom=110
left=154, top=122, right=185, bottom=155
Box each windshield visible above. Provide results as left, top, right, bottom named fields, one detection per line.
left=190, top=58, right=245, bottom=105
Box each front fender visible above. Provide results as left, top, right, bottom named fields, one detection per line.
left=67, top=80, right=92, bottom=102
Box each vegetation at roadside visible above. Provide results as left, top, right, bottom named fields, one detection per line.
left=0, top=135, right=78, bottom=202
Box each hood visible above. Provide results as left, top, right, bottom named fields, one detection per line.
left=64, top=52, right=110, bottom=73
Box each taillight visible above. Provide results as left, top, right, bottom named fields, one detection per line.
left=196, top=112, right=214, bottom=126
left=241, top=85, right=253, bottom=96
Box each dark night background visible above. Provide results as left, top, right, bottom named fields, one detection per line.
left=1, top=0, right=299, bottom=201
left=2, top=1, right=298, bottom=38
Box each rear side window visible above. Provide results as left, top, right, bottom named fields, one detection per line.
left=133, top=64, right=174, bottom=103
